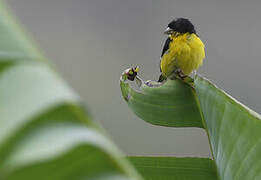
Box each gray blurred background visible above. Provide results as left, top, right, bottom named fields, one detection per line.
left=7, top=0, right=261, bottom=157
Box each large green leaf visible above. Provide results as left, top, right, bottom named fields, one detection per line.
left=121, top=69, right=261, bottom=180
left=0, top=2, right=141, bottom=180
left=195, top=76, right=261, bottom=180
left=120, top=73, right=203, bottom=128
left=129, top=156, right=218, bottom=180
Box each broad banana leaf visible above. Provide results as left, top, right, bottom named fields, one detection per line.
left=195, top=76, right=261, bottom=180
left=120, top=73, right=203, bottom=128
left=121, top=70, right=261, bottom=180
left=0, top=2, right=140, bottom=180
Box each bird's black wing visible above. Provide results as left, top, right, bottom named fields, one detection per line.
left=161, top=37, right=171, bottom=57
left=159, top=37, right=172, bottom=73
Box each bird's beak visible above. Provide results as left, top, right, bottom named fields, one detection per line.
left=164, top=27, right=173, bottom=35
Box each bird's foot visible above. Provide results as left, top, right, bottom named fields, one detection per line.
left=175, top=68, right=187, bottom=80
left=172, top=69, right=195, bottom=88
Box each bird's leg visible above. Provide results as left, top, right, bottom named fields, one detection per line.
left=158, top=74, right=167, bottom=82
left=173, top=68, right=195, bottom=88
left=175, top=68, right=187, bottom=80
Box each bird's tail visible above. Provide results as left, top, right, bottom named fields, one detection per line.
left=158, top=74, right=167, bottom=82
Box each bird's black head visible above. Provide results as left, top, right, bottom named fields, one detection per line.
left=165, top=18, right=196, bottom=35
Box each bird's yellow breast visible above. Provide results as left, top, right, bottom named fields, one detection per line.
left=160, top=33, right=205, bottom=76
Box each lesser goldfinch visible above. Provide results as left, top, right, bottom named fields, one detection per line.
left=158, top=18, right=205, bottom=82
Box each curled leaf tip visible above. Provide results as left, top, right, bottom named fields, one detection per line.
left=120, top=67, right=203, bottom=128
left=120, top=67, right=144, bottom=102
left=120, top=67, right=163, bottom=93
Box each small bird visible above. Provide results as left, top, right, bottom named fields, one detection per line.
left=158, top=18, right=205, bottom=82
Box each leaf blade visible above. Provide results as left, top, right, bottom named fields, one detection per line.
left=0, top=2, right=141, bottom=180
left=120, top=74, right=203, bottom=128
left=129, top=156, right=218, bottom=180
left=195, top=76, right=261, bottom=180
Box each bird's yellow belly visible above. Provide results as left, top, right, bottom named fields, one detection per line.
left=161, top=33, right=205, bottom=76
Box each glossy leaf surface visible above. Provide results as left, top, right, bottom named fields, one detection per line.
left=195, top=76, right=261, bottom=180
left=121, top=71, right=261, bottom=180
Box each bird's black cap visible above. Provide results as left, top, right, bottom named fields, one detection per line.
left=168, top=18, right=196, bottom=34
